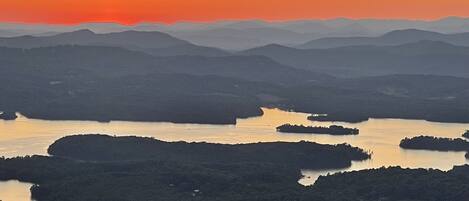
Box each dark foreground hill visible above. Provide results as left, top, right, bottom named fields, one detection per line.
left=1, top=134, right=370, bottom=201
left=48, top=135, right=370, bottom=168
left=0, top=134, right=468, bottom=201
left=311, top=165, right=469, bottom=201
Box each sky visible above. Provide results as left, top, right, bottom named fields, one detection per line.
left=1, top=0, right=469, bottom=25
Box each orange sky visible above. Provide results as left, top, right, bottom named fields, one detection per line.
left=1, top=0, right=469, bottom=24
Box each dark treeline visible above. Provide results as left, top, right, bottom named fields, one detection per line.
left=276, top=124, right=359, bottom=135
left=400, top=135, right=469, bottom=160
left=2, top=157, right=469, bottom=201
left=278, top=80, right=469, bottom=124
left=0, top=111, right=17, bottom=120
left=2, top=155, right=305, bottom=201
left=48, top=135, right=370, bottom=169
left=463, top=130, right=469, bottom=139
left=308, top=115, right=369, bottom=123
left=0, top=135, right=469, bottom=201
left=400, top=136, right=469, bottom=151
left=311, top=165, right=469, bottom=201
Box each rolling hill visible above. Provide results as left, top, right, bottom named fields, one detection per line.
left=242, top=40, right=469, bottom=77
left=0, top=30, right=229, bottom=57
left=298, top=29, right=469, bottom=49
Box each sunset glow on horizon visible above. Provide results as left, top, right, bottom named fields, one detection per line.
left=1, top=0, right=469, bottom=25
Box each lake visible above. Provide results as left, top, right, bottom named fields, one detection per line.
left=0, top=180, right=34, bottom=201
left=0, top=108, right=468, bottom=199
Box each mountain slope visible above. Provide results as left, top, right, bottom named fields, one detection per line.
left=298, top=29, right=469, bottom=49
left=0, top=30, right=229, bottom=57
left=275, top=74, right=469, bottom=123
left=241, top=41, right=469, bottom=77
left=169, top=27, right=317, bottom=50
left=0, top=45, right=323, bottom=85
left=0, top=29, right=187, bottom=48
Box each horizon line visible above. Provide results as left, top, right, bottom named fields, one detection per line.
left=1, top=16, right=469, bottom=26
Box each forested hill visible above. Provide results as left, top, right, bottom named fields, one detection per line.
left=0, top=135, right=468, bottom=201
left=48, top=134, right=370, bottom=169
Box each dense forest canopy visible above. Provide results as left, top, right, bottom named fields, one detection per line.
left=0, top=135, right=468, bottom=201
left=276, top=124, right=359, bottom=135
left=400, top=136, right=469, bottom=152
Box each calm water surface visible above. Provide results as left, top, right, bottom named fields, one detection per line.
left=1, top=108, right=468, bottom=197
left=0, top=180, right=34, bottom=201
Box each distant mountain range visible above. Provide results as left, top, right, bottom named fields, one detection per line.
left=0, top=29, right=187, bottom=48
left=1, top=28, right=469, bottom=79
left=167, top=27, right=318, bottom=50
left=0, top=45, right=325, bottom=85
left=241, top=40, right=469, bottom=77
left=3, top=17, right=469, bottom=49
left=298, top=29, right=469, bottom=49
left=0, top=29, right=229, bottom=57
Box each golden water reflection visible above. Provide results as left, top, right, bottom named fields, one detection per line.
left=0, top=108, right=468, bottom=188
left=0, top=180, right=34, bottom=201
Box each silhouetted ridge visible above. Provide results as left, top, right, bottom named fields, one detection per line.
left=298, top=29, right=469, bottom=49
left=395, top=40, right=458, bottom=48
left=56, top=29, right=95, bottom=37
left=258, top=43, right=292, bottom=49
left=243, top=39, right=469, bottom=77
left=381, top=29, right=444, bottom=40
left=0, top=29, right=231, bottom=56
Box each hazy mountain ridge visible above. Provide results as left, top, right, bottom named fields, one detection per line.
left=0, top=29, right=187, bottom=48
left=3, top=17, right=469, bottom=50
left=241, top=40, right=469, bottom=77
left=167, top=27, right=319, bottom=50
left=0, top=29, right=229, bottom=57
left=0, top=45, right=325, bottom=85
left=298, top=29, right=469, bottom=49
left=4, top=17, right=469, bottom=35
